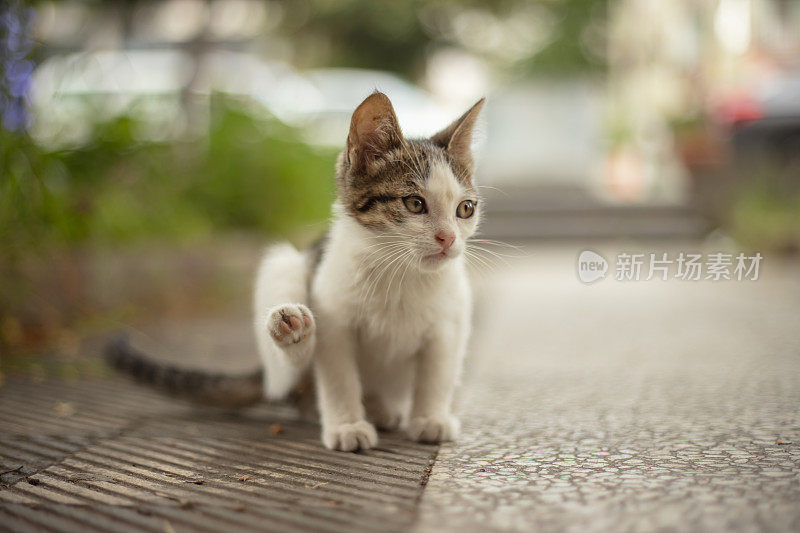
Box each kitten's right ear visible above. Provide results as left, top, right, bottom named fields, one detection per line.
left=430, top=98, right=485, bottom=171
left=347, top=92, right=404, bottom=174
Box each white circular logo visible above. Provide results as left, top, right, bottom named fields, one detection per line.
left=577, top=250, right=608, bottom=284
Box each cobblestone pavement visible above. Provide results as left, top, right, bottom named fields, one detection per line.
left=416, top=243, right=800, bottom=532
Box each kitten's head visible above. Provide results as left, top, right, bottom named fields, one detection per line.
left=336, top=92, right=484, bottom=271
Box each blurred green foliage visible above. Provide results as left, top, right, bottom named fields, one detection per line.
left=1, top=96, right=337, bottom=354
left=521, top=0, right=607, bottom=73
left=278, top=0, right=607, bottom=78
left=729, top=182, right=800, bottom=253
left=283, top=0, right=431, bottom=77
left=0, top=96, right=337, bottom=259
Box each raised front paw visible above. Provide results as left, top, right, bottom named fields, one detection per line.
left=407, top=415, right=460, bottom=443
left=268, top=304, right=314, bottom=345
left=323, top=420, right=378, bottom=452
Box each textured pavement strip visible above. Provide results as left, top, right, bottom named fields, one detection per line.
left=0, top=377, right=437, bottom=532
left=416, top=244, right=800, bottom=532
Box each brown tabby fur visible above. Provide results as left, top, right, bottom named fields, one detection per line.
left=336, top=92, right=483, bottom=230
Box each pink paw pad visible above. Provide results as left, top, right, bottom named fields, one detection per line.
left=269, top=304, right=315, bottom=345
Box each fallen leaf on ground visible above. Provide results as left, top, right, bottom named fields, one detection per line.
left=155, top=491, right=194, bottom=509
left=268, top=423, right=283, bottom=435
left=54, top=401, right=76, bottom=417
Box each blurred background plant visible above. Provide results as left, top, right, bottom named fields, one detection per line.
left=1, top=98, right=336, bottom=249
left=1, top=0, right=799, bottom=365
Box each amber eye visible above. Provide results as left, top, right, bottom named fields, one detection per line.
left=403, top=196, right=426, bottom=214
left=456, top=200, right=475, bottom=219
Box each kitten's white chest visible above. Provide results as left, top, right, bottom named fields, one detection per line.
left=353, top=267, right=464, bottom=362
left=356, top=297, right=432, bottom=361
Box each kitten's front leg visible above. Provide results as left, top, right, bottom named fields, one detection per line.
left=407, top=327, right=464, bottom=443
left=314, top=318, right=377, bottom=451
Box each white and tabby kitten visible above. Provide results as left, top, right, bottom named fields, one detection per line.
left=254, top=92, right=485, bottom=451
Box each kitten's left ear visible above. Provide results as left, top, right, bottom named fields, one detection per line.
left=347, top=92, right=404, bottom=174
left=431, top=98, right=485, bottom=169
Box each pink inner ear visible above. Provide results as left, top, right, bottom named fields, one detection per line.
left=352, top=113, right=382, bottom=146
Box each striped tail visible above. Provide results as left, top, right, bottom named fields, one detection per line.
left=104, top=335, right=264, bottom=409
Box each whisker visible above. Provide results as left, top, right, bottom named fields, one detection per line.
left=476, top=184, right=510, bottom=197
left=468, top=248, right=502, bottom=270
left=359, top=261, right=403, bottom=312
left=464, top=250, right=495, bottom=274
left=467, top=245, right=512, bottom=265
left=468, top=239, right=527, bottom=253
left=456, top=166, right=472, bottom=184
left=383, top=251, right=413, bottom=306
left=362, top=232, right=416, bottom=241
left=390, top=157, right=425, bottom=184
left=360, top=246, right=408, bottom=282
left=357, top=243, right=409, bottom=271
left=466, top=245, right=509, bottom=267
left=395, top=249, right=416, bottom=294
left=360, top=244, right=409, bottom=295
left=364, top=248, right=410, bottom=305
left=404, top=141, right=429, bottom=183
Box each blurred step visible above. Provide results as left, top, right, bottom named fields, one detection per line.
left=478, top=185, right=708, bottom=240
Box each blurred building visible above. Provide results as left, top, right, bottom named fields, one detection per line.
left=606, top=0, right=800, bottom=204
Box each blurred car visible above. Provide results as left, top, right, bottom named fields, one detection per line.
left=717, top=69, right=800, bottom=162
left=293, top=68, right=452, bottom=147
left=31, top=49, right=451, bottom=149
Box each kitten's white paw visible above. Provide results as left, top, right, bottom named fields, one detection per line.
left=267, top=304, right=315, bottom=365
left=407, top=415, right=460, bottom=443
left=323, top=420, right=378, bottom=452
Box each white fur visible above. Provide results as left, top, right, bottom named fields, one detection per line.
left=253, top=157, right=478, bottom=451
left=253, top=244, right=316, bottom=399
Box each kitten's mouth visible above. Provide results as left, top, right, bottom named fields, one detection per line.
left=423, top=250, right=452, bottom=262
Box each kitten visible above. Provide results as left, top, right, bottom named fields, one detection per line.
left=105, top=92, right=484, bottom=452
left=254, top=92, right=484, bottom=451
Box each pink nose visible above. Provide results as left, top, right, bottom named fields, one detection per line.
left=435, top=231, right=455, bottom=253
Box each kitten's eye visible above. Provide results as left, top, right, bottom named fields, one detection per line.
left=403, top=196, right=426, bottom=214
left=456, top=200, right=475, bottom=219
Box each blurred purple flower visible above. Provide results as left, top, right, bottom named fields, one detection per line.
left=6, top=59, right=32, bottom=97
left=2, top=99, right=28, bottom=131
left=0, top=1, right=35, bottom=133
